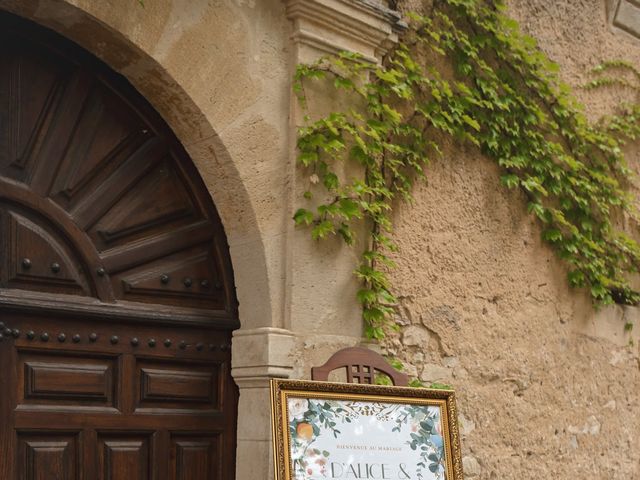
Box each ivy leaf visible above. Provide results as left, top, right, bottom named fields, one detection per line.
left=375, top=69, right=399, bottom=83
left=293, top=208, right=314, bottom=226
left=339, top=198, right=362, bottom=219
left=462, top=114, right=481, bottom=131
left=542, top=229, right=562, bottom=242
left=383, top=104, right=403, bottom=124
left=334, top=77, right=354, bottom=90
left=568, top=270, right=585, bottom=287
left=323, top=172, right=339, bottom=190
left=326, top=138, right=345, bottom=151
left=311, top=220, right=335, bottom=240
left=363, top=306, right=386, bottom=324
left=527, top=202, right=548, bottom=222
left=357, top=289, right=377, bottom=304
left=338, top=224, right=355, bottom=245
left=590, top=284, right=609, bottom=300
left=500, top=174, right=519, bottom=188
left=350, top=145, right=369, bottom=164
left=299, top=150, right=319, bottom=166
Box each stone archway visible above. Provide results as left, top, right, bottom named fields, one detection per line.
left=0, top=2, right=300, bottom=477
left=0, top=0, right=280, bottom=335
left=0, top=11, right=242, bottom=479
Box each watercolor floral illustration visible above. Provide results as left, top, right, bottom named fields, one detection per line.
left=287, top=397, right=446, bottom=480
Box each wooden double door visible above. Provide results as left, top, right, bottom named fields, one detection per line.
left=0, top=313, right=235, bottom=480
left=0, top=11, right=239, bottom=480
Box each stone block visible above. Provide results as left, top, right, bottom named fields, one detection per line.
left=419, top=363, right=451, bottom=383
left=462, top=455, right=481, bottom=477
left=613, top=0, right=640, bottom=39
left=236, top=387, right=273, bottom=441
left=402, top=325, right=430, bottom=347
left=235, top=439, right=273, bottom=480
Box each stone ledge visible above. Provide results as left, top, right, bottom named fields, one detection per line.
left=343, top=0, right=406, bottom=32
left=287, top=0, right=406, bottom=63
left=612, top=0, right=640, bottom=40
left=231, top=327, right=295, bottom=387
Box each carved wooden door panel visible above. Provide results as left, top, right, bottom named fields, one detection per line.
left=0, top=12, right=238, bottom=480
left=0, top=313, right=234, bottom=480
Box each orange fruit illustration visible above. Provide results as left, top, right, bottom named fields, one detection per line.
left=296, top=422, right=313, bottom=441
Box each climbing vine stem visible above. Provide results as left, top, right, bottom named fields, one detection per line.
left=293, top=0, right=640, bottom=339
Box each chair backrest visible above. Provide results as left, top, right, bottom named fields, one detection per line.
left=311, top=346, right=409, bottom=386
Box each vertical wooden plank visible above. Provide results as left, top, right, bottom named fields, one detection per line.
left=83, top=429, right=98, bottom=480
left=0, top=334, right=16, bottom=480
left=120, top=353, right=135, bottom=416
left=154, top=430, right=170, bottom=480
left=221, top=359, right=238, bottom=480
left=28, top=70, right=93, bottom=197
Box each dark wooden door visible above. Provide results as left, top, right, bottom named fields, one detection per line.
left=0, top=12, right=238, bottom=480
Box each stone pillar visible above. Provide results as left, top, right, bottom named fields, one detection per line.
left=283, top=0, right=407, bottom=377
left=231, top=1, right=404, bottom=478
left=232, top=328, right=295, bottom=479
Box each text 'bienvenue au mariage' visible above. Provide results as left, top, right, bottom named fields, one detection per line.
left=330, top=444, right=412, bottom=479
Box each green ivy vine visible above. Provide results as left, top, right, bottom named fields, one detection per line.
left=293, top=0, right=640, bottom=339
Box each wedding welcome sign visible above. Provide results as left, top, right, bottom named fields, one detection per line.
left=270, top=380, right=463, bottom=480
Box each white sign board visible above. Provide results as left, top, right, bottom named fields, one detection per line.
left=271, top=380, right=463, bottom=480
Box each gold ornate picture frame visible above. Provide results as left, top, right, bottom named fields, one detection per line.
left=271, top=379, right=464, bottom=480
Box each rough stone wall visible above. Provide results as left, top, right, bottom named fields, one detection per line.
left=386, top=0, right=640, bottom=478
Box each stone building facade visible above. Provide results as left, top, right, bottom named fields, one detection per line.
left=0, top=0, right=638, bottom=478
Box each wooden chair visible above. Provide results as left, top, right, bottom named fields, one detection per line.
left=311, top=346, right=409, bottom=386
